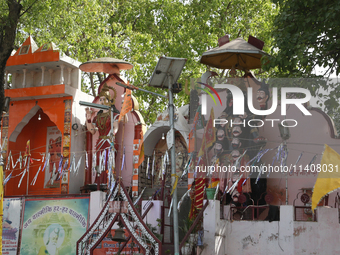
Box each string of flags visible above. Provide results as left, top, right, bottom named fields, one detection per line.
left=0, top=136, right=327, bottom=191
left=3, top=143, right=119, bottom=188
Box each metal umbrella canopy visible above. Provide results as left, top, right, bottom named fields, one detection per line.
left=79, top=57, right=133, bottom=73
left=200, top=37, right=268, bottom=70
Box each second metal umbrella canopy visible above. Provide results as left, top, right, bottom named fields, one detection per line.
left=200, top=37, right=268, bottom=70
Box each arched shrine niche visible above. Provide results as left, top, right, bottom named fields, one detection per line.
left=6, top=108, right=63, bottom=196
left=143, top=131, right=188, bottom=189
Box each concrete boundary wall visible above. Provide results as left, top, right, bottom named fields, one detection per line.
left=202, top=200, right=340, bottom=255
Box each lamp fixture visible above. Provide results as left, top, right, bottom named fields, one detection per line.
left=38, top=114, right=41, bottom=121
left=162, top=133, right=165, bottom=140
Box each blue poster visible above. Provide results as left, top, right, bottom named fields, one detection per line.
left=2, top=198, right=21, bottom=255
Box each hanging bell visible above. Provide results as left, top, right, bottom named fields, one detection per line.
left=111, top=227, right=126, bottom=243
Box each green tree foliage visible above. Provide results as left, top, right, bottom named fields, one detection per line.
left=264, top=0, right=340, bottom=128
left=266, top=0, right=340, bottom=77
left=3, top=0, right=276, bottom=125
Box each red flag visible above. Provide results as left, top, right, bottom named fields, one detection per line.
left=119, top=88, right=132, bottom=122
left=189, top=177, right=207, bottom=219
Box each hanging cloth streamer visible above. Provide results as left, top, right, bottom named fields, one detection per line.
left=92, top=152, right=97, bottom=173
left=234, top=149, right=248, bottom=168
left=178, top=188, right=191, bottom=212
left=112, top=147, right=116, bottom=169
left=18, top=157, right=30, bottom=188
left=280, top=145, right=288, bottom=166
left=133, top=187, right=147, bottom=206
left=18, top=169, right=26, bottom=188
left=308, top=154, right=317, bottom=169
left=41, top=153, right=50, bottom=172
left=85, top=151, right=89, bottom=169
left=41, top=153, right=45, bottom=163
left=289, top=152, right=303, bottom=175
left=4, top=171, right=13, bottom=186
left=107, top=147, right=113, bottom=185
left=255, top=164, right=264, bottom=184
left=31, top=166, right=41, bottom=186
left=194, top=156, right=202, bottom=178
left=74, top=157, right=82, bottom=174
left=99, top=150, right=105, bottom=174
left=213, top=183, right=220, bottom=200
left=57, top=156, right=64, bottom=176
left=11, top=154, right=19, bottom=170
left=295, top=152, right=303, bottom=166
left=6, top=151, right=11, bottom=171
left=257, top=149, right=270, bottom=162
left=50, top=163, right=59, bottom=185
left=170, top=174, right=179, bottom=196
left=69, top=154, right=75, bottom=172
left=222, top=178, right=231, bottom=196
left=0, top=136, right=7, bottom=152
left=162, top=155, right=166, bottom=180
left=19, top=152, right=22, bottom=169
left=180, top=153, right=193, bottom=180
left=121, top=147, right=125, bottom=172
left=151, top=150, right=155, bottom=176
left=168, top=197, right=174, bottom=217
left=146, top=157, right=150, bottom=176
left=227, top=174, right=243, bottom=194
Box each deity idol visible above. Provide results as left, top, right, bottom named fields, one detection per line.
left=85, top=83, right=120, bottom=185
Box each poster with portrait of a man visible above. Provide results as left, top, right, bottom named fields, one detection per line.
left=20, top=197, right=89, bottom=255
left=44, top=126, right=62, bottom=188
left=2, top=198, right=21, bottom=255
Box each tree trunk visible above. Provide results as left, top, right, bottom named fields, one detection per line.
left=89, top=72, right=96, bottom=97
left=0, top=0, right=22, bottom=115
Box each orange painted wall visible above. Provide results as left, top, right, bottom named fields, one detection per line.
left=6, top=110, right=60, bottom=196
left=6, top=51, right=59, bottom=66
left=5, top=96, right=72, bottom=196
left=5, top=85, right=66, bottom=101
left=8, top=96, right=70, bottom=139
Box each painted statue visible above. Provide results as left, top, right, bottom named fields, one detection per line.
left=85, top=83, right=120, bottom=185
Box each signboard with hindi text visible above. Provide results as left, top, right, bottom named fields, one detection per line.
left=20, top=197, right=89, bottom=255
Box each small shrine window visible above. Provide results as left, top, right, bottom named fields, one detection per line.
left=19, top=45, right=30, bottom=55
left=41, top=43, right=50, bottom=51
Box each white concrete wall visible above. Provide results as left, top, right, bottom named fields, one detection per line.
left=202, top=200, right=340, bottom=255
left=141, top=200, right=163, bottom=234
left=68, top=87, right=94, bottom=193
left=90, top=191, right=106, bottom=225
left=8, top=65, right=80, bottom=88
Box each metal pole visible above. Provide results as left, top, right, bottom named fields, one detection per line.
left=116, top=82, right=167, bottom=98
left=286, top=172, right=288, bottom=205
left=168, top=74, right=179, bottom=255
left=26, top=157, right=29, bottom=195
left=283, top=140, right=288, bottom=205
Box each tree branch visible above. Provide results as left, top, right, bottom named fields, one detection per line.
left=19, top=0, right=39, bottom=17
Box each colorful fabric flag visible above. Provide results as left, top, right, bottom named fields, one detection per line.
left=192, top=105, right=205, bottom=131
left=118, top=88, right=132, bottom=122
left=198, top=108, right=216, bottom=157
left=189, top=177, right=208, bottom=220
left=312, top=145, right=340, bottom=211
